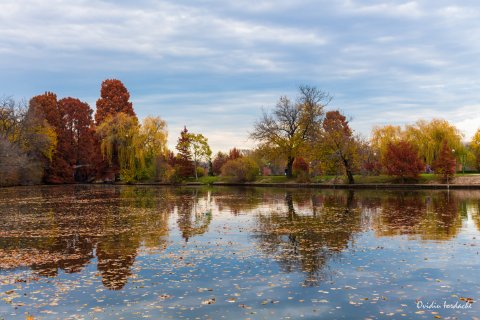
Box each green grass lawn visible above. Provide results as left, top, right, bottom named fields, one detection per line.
left=185, top=173, right=480, bottom=185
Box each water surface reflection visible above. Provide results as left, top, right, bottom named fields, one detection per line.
left=0, top=186, right=478, bottom=319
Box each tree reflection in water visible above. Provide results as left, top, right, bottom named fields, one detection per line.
left=175, top=188, right=212, bottom=242
left=0, top=185, right=172, bottom=290
left=254, top=190, right=362, bottom=285
left=0, top=186, right=476, bottom=291
left=374, top=191, right=463, bottom=240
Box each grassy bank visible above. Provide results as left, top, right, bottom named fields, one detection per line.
left=185, top=173, right=480, bottom=185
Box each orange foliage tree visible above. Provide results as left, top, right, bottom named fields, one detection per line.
left=29, top=92, right=71, bottom=183
left=212, top=148, right=243, bottom=176
left=383, top=141, right=424, bottom=182
left=321, top=110, right=357, bottom=184
left=95, top=79, right=136, bottom=125
left=58, top=97, right=99, bottom=182
left=433, top=140, right=456, bottom=182
left=29, top=93, right=100, bottom=183
left=95, top=79, right=137, bottom=180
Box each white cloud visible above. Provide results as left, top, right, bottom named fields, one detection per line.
left=341, top=0, right=423, bottom=18
left=2, top=0, right=480, bottom=151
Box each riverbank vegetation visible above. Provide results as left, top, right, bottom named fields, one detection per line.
left=1, top=80, right=479, bottom=186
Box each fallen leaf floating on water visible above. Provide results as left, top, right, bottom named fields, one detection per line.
left=201, top=298, right=216, bottom=305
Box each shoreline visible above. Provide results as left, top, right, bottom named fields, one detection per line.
left=3, top=181, right=480, bottom=190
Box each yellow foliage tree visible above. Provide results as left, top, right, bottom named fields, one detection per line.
left=470, top=129, right=480, bottom=171
left=371, top=119, right=464, bottom=170
left=405, top=119, right=463, bottom=166
left=96, top=113, right=144, bottom=182
left=371, top=125, right=403, bottom=161
left=96, top=113, right=169, bottom=182
left=141, top=116, right=168, bottom=159
left=139, top=116, right=168, bottom=179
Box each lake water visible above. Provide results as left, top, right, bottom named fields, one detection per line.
left=0, top=185, right=479, bottom=319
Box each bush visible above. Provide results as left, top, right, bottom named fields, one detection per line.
left=293, top=157, right=309, bottom=176
left=433, top=140, right=456, bottom=182
left=163, top=166, right=182, bottom=184
left=221, top=157, right=259, bottom=182
left=383, top=141, right=424, bottom=182
left=196, top=166, right=206, bottom=178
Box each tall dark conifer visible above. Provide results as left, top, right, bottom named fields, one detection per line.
left=175, top=126, right=194, bottom=178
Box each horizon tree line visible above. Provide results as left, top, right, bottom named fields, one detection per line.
left=0, top=81, right=478, bottom=186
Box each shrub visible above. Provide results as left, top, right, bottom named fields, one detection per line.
left=383, top=141, right=424, bottom=182
left=221, top=157, right=259, bottom=182
left=163, top=166, right=182, bottom=184
left=196, top=166, right=206, bottom=178
left=433, top=140, right=456, bottom=182
left=212, top=152, right=228, bottom=176
left=293, top=157, right=309, bottom=176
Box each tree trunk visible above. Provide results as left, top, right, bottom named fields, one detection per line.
left=286, top=156, right=294, bottom=177
left=194, top=160, right=198, bottom=180
left=346, top=169, right=354, bottom=184
left=342, top=158, right=355, bottom=184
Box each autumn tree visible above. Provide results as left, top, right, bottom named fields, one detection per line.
left=470, top=129, right=480, bottom=171
left=175, top=126, right=194, bottom=178
left=405, top=119, right=463, bottom=166
left=318, top=110, right=358, bottom=184
left=96, top=113, right=143, bottom=182
left=188, top=133, right=212, bottom=180
left=212, top=148, right=243, bottom=176
left=371, top=125, right=403, bottom=161
left=433, top=140, right=456, bottom=182
left=0, top=137, right=29, bottom=186
left=250, top=86, right=329, bottom=177
left=383, top=141, right=424, bottom=182
left=138, top=116, right=168, bottom=180
left=229, top=147, right=242, bottom=160
left=95, top=79, right=136, bottom=125
left=0, top=97, right=56, bottom=185
left=212, top=152, right=228, bottom=176
left=29, top=92, right=72, bottom=183
left=221, top=157, right=259, bottom=182
left=95, top=79, right=137, bottom=179
left=58, top=97, right=99, bottom=182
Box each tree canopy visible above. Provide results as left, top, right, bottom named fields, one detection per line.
left=95, top=79, right=136, bottom=125
left=250, top=86, right=329, bottom=177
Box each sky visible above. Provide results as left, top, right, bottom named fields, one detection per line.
left=2, top=0, right=480, bottom=152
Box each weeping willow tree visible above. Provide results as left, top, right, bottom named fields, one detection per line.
left=371, top=125, right=403, bottom=162
left=138, top=116, right=168, bottom=180
left=371, top=119, right=464, bottom=169
left=96, top=113, right=144, bottom=182
left=96, top=113, right=169, bottom=182
left=405, top=119, right=464, bottom=167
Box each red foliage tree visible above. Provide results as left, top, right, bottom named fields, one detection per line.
left=29, top=92, right=61, bottom=128
left=59, top=97, right=100, bottom=182
left=28, top=93, right=101, bottom=183
left=95, top=79, right=136, bottom=125
left=322, top=110, right=356, bottom=184
left=433, top=140, right=456, bottom=182
left=212, top=152, right=228, bottom=176
left=228, top=147, right=242, bottom=160
left=211, top=148, right=243, bottom=176
left=29, top=92, right=72, bottom=183
left=383, top=141, right=424, bottom=182
left=95, top=79, right=137, bottom=180
left=293, top=157, right=309, bottom=175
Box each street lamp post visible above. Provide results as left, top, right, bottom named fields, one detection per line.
left=448, top=148, right=455, bottom=187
